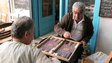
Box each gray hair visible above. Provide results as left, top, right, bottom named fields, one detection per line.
left=11, top=16, right=34, bottom=38
left=72, top=2, right=85, bottom=14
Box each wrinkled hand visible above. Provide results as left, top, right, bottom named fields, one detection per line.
left=80, top=41, right=87, bottom=48
left=51, top=57, right=60, bottom=63
left=63, top=32, right=71, bottom=39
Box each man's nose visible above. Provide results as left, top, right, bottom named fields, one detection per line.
left=75, top=14, right=79, bottom=19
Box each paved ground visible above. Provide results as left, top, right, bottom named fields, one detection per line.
left=31, top=32, right=57, bottom=46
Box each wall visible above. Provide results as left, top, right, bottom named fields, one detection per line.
left=96, top=18, right=112, bottom=54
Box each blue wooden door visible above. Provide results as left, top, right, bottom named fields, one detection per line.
left=38, top=0, right=55, bottom=36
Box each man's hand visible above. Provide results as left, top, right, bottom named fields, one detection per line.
left=80, top=40, right=87, bottom=48
left=63, top=32, right=71, bottom=39
left=51, top=57, right=60, bottom=63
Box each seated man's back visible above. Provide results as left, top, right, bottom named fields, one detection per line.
left=0, top=41, right=54, bottom=63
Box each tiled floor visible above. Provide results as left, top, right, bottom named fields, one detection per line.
left=39, top=32, right=57, bottom=39
left=31, top=32, right=57, bottom=45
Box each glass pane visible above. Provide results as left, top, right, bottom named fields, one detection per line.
left=14, top=0, right=29, bottom=10
left=10, top=0, right=31, bottom=21
left=42, top=0, right=52, bottom=17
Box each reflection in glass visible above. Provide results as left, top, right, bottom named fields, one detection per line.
left=42, top=0, right=52, bottom=17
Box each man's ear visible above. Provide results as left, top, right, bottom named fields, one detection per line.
left=24, top=31, right=29, bottom=38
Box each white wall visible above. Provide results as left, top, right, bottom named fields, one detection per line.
left=96, top=17, right=112, bottom=54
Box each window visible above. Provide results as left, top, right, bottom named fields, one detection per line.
left=10, top=0, right=31, bottom=21
left=42, top=0, right=52, bottom=17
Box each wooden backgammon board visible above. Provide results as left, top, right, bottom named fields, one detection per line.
left=36, top=36, right=80, bottom=62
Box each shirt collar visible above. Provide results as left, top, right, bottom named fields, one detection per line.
left=73, top=16, right=85, bottom=24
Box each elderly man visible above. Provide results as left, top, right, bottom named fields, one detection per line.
left=54, top=2, right=93, bottom=63
left=0, top=16, right=60, bottom=63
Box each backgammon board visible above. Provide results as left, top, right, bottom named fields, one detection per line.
left=36, top=36, right=80, bottom=62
